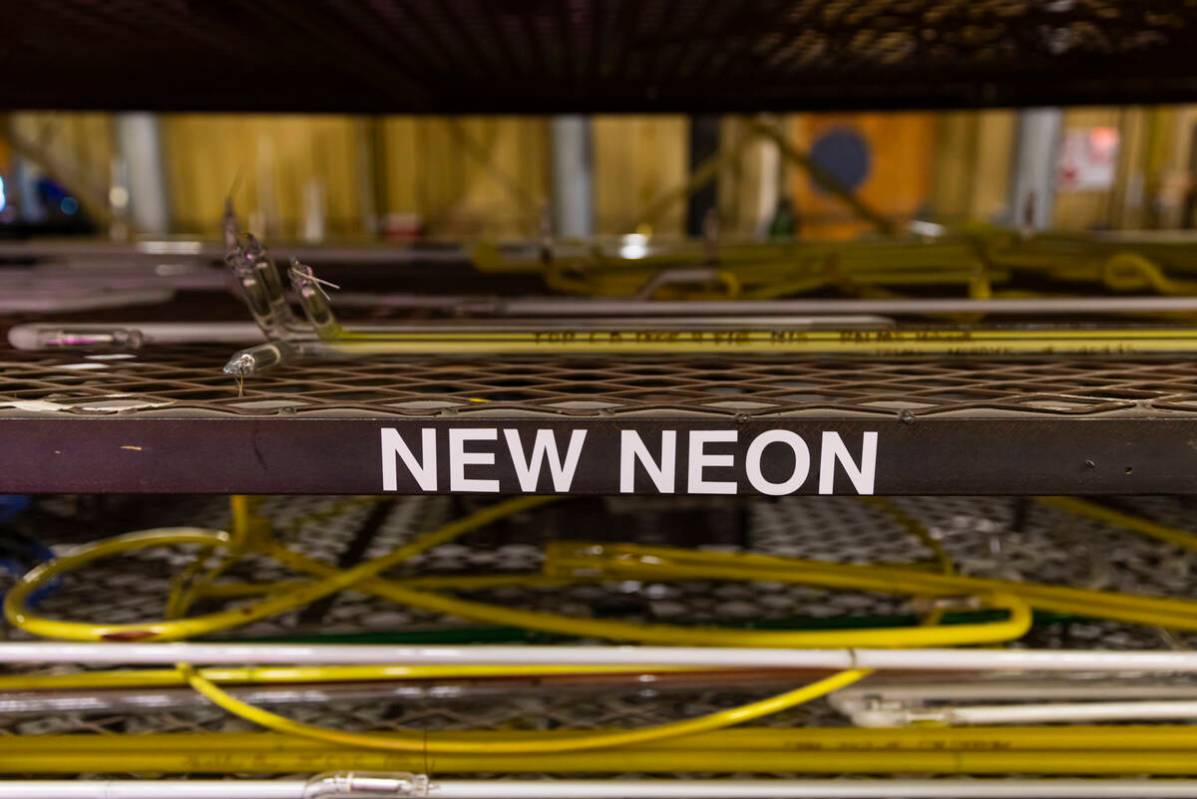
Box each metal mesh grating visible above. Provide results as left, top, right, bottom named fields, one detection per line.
left=0, top=493, right=1195, bottom=779
left=7, top=494, right=1197, bottom=657
left=5, top=347, right=1197, bottom=419
left=5, top=0, right=1197, bottom=111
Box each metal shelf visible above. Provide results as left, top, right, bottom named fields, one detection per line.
left=0, top=493, right=1189, bottom=764
left=6, top=1, right=1197, bottom=112
left=3, top=346, right=1197, bottom=494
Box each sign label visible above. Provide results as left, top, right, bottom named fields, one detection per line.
left=380, top=426, right=878, bottom=495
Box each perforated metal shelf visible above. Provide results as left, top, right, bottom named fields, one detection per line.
left=3, top=346, right=1197, bottom=494
left=6, top=345, right=1197, bottom=418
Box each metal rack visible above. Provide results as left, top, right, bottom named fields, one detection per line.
left=11, top=2, right=1197, bottom=794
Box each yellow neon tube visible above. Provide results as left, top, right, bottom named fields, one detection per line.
left=5, top=497, right=554, bottom=641
left=0, top=663, right=698, bottom=692
left=9, top=726, right=1197, bottom=753
left=7, top=495, right=1030, bottom=648
left=265, top=543, right=1031, bottom=649
left=179, top=664, right=869, bottom=754
left=311, top=326, right=1197, bottom=357
left=7, top=495, right=1029, bottom=757
left=1038, top=496, right=1197, bottom=553
left=8, top=744, right=1197, bottom=776
left=545, top=541, right=1197, bottom=631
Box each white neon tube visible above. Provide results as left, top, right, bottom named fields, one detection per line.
left=856, top=648, right=1197, bottom=673
left=10, top=643, right=1197, bottom=673
left=0, top=782, right=301, bottom=799
left=7, top=322, right=269, bottom=349
left=832, top=679, right=1197, bottom=706
left=426, top=780, right=1197, bottom=799
left=831, top=679, right=1197, bottom=725
left=0, top=643, right=847, bottom=667
left=886, top=700, right=1197, bottom=726
left=0, top=773, right=419, bottom=799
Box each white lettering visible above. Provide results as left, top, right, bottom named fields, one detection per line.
left=449, top=428, right=500, bottom=492
left=504, top=429, right=588, bottom=492
left=382, top=426, right=878, bottom=496
left=746, top=430, right=811, bottom=495
left=818, top=431, right=878, bottom=495
left=620, top=430, right=676, bottom=493
left=688, top=430, right=737, bottom=494
left=381, top=428, right=437, bottom=491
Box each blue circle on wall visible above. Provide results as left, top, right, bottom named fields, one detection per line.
left=808, top=127, right=871, bottom=194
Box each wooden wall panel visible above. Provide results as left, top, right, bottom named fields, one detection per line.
left=380, top=116, right=549, bottom=238
left=163, top=115, right=366, bottom=237
left=593, top=115, right=688, bottom=236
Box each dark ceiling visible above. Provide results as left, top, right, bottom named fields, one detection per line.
left=4, top=0, right=1197, bottom=113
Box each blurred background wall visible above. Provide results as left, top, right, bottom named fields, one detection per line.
left=3, top=107, right=1196, bottom=241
